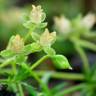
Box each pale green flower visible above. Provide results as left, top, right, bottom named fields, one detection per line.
left=40, top=29, right=56, bottom=47
left=54, top=16, right=71, bottom=34
left=82, top=13, right=96, bottom=29
left=7, top=35, right=24, bottom=53
left=30, top=5, right=46, bottom=24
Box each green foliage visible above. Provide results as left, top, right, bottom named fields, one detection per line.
left=22, top=42, right=42, bottom=55
left=43, top=47, right=56, bottom=56
left=0, top=50, right=15, bottom=58
left=0, top=5, right=71, bottom=96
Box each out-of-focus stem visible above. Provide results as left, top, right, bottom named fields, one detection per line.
left=18, top=84, right=24, bottom=96
left=0, top=69, right=84, bottom=80
left=74, top=45, right=90, bottom=75
left=75, top=39, right=96, bottom=52
left=71, top=38, right=90, bottom=76
left=33, top=71, right=84, bottom=80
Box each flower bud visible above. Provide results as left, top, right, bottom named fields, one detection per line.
left=51, top=55, right=72, bottom=69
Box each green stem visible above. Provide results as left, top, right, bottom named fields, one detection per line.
left=0, top=57, right=14, bottom=68
left=54, top=83, right=85, bottom=96
left=84, top=32, right=96, bottom=39
left=24, top=27, right=36, bottom=42
left=74, top=44, right=90, bottom=75
left=18, top=83, right=24, bottom=96
left=12, top=62, right=17, bottom=75
left=71, top=38, right=90, bottom=75
left=33, top=71, right=84, bottom=80
left=0, top=69, right=84, bottom=80
left=75, top=39, right=96, bottom=52
left=30, top=55, right=49, bottom=70
left=24, top=31, right=31, bottom=42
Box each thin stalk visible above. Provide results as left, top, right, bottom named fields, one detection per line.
left=0, top=68, right=81, bottom=80
left=54, top=83, right=85, bottom=96
left=24, top=26, right=36, bottom=42
left=71, top=38, right=90, bottom=75
left=76, top=39, right=96, bottom=52
left=18, top=83, right=24, bottom=96
left=33, top=71, right=84, bottom=80
left=0, top=57, right=14, bottom=68
left=30, top=55, right=49, bottom=70
left=24, top=31, right=31, bottom=42
left=12, top=62, right=17, bottom=75
left=84, top=32, right=96, bottom=39
left=0, top=69, right=84, bottom=80
left=74, top=44, right=90, bottom=76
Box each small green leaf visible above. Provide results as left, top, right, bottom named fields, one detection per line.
left=37, top=23, right=47, bottom=28
left=0, top=50, right=15, bottom=58
left=51, top=55, right=72, bottom=69
left=43, top=47, right=56, bottom=56
left=22, top=43, right=42, bottom=55
left=23, top=21, right=36, bottom=29
left=31, top=32, right=40, bottom=41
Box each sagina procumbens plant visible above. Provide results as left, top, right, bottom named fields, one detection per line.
left=0, top=5, right=72, bottom=96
